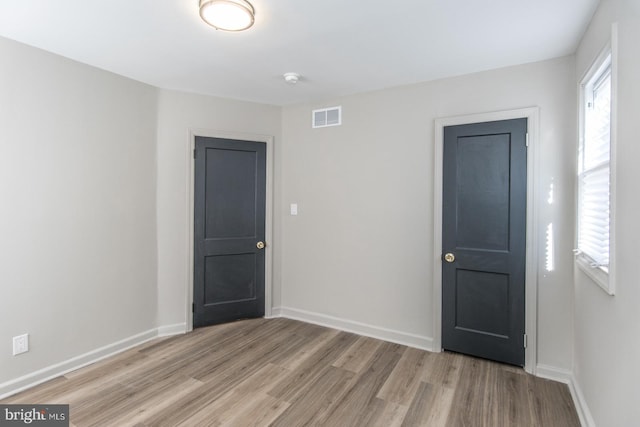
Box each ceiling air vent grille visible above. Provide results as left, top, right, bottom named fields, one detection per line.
left=312, top=106, right=342, bottom=128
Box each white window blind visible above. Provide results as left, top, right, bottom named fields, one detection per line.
left=578, top=55, right=611, bottom=271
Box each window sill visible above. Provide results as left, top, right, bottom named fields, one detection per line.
left=575, top=255, right=614, bottom=295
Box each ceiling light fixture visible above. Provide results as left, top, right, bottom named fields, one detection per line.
left=199, top=0, right=255, bottom=32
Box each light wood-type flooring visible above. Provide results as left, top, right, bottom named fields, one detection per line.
left=2, top=318, right=580, bottom=426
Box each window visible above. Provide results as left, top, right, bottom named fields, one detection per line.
left=577, top=44, right=615, bottom=294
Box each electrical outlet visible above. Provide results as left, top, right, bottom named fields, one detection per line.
left=13, top=334, right=29, bottom=356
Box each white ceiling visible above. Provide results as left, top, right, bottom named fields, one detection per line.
left=0, top=0, right=599, bottom=106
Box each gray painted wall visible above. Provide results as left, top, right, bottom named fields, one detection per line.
left=155, top=89, right=283, bottom=328
left=0, top=37, right=158, bottom=384
left=574, top=0, right=640, bottom=425
left=280, top=56, right=577, bottom=371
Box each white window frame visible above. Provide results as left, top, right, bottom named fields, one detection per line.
left=576, top=26, right=617, bottom=295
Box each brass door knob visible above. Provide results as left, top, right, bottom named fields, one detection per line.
left=444, top=253, right=455, bottom=263
left=256, top=241, right=266, bottom=250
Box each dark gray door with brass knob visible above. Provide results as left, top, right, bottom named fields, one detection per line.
left=442, top=119, right=527, bottom=366
left=193, top=136, right=266, bottom=327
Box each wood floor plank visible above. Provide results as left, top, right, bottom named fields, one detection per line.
left=6, top=350, right=152, bottom=405
left=266, top=330, right=360, bottom=402
left=0, top=318, right=580, bottom=426
left=269, top=366, right=356, bottom=427
left=108, top=378, right=204, bottom=427
left=496, top=366, right=535, bottom=426
left=274, top=327, right=340, bottom=371
left=444, top=356, right=494, bottom=427
left=145, top=318, right=294, bottom=383
left=368, top=401, right=410, bottom=427
left=91, top=320, right=273, bottom=397
left=319, top=342, right=402, bottom=426
left=377, top=346, right=430, bottom=406
left=78, top=376, right=204, bottom=427
left=140, top=359, right=288, bottom=426
left=422, top=350, right=464, bottom=389
left=401, top=381, right=455, bottom=427
left=332, top=335, right=382, bottom=373
left=528, top=374, right=581, bottom=427
left=191, top=324, right=305, bottom=384
left=175, top=363, right=287, bottom=427
left=222, top=394, right=290, bottom=427
left=137, top=374, right=241, bottom=427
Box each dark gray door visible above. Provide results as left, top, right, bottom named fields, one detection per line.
left=194, top=136, right=266, bottom=328
left=442, top=119, right=527, bottom=366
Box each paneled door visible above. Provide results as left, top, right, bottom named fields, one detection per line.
left=193, top=136, right=266, bottom=327
left=442, top=119, right=527, bottom=366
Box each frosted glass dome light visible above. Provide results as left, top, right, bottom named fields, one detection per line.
left=199, top=0, right=255, bottom=32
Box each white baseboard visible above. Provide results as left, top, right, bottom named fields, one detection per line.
left=567, top=376, right=596, bottom=427
left=536, top=364, right=595, bottom=427
left=157, top=323, right=187, bottom=337
left=536, top=364, right=573, bottom=383
left=272, top=306, right=433, bottom=351
left=0, top=324, right=187, bottom=400
left=263, top=311, right=280, bottom=320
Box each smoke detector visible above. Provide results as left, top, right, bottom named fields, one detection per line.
left=283, top=72, right=300, bottom=84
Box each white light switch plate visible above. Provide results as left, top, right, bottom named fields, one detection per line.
left=290, top=203, right=298, bottom=216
